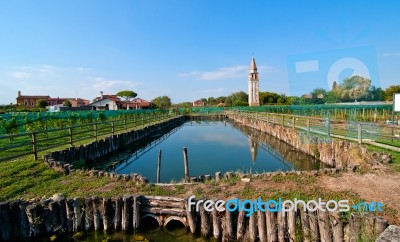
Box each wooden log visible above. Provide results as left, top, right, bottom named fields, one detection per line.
left=183, top=147, right=190, bottom=181
left=132, top=196, right=140, bottom=229
left=122, top=195, right=133, bottom=230
left=318, top=209, right=332, bottom=242
left=72, top=197, right=83, bottom=232
left=308, top=208, right=319, bottom=241
left=266, top=209, right=278, bottom=242
left=349, top=213, right=361, bottom=242
left=0, top=202, right=11, bottom=241
left=92, top=196, right=103, bottom=231
left=299, top=208, right=310, bottom=242
left=200, top=203, right=211, bottom=237
left=257, top=209, right=267, bottom=242
left=248, top=211, right=257, bottom=242
left=102, top=197, right=113, bottom=230
left=66, top=199, right=74, bottom=233
left=185, top=198, right=198, bottom=234
left=212, top=204, right=221, bottom=239
left=142, top=195, right=186, bottom=202
left=287, top=209, right=296, bottom=242
left=83, top=197, right=94, bottom=231
left=330, top=211, right=344, bottom=242
left=223, top=209, right=235, bottom=241
left=140, top=206, right=186, bottom=216
left=114, top=196, right=122, bottom=230
left=56, top=197, right=67, bottom=232
left=375, top=216, right=388, bottom=237
left=140, top=199, right=185, bottom=209
left=363, top=213, right=375, bottom=239
left=18, top=201, right=30, bottom=239
left=25, top=203, right=44, bottom=237
left=48, top=200, right=62, bottom=233
left=277, top=211, right=287, bottom=242
left=236, top=209, right=246, bottom=241
left=215, top=172, right=222, bottom=181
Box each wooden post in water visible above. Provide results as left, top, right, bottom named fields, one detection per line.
left=183, top=147, right=189, bottom=182
left=157, top=149, right=162, bottom=183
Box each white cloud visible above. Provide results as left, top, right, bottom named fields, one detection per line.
left=91, top=77, right=143, bottom=91
left=74, top=67, right=91, bottom=72
left=383, top=52, right=400, bottom=57
left=179, top=65, right=275, bottom=81
left=9, top=71, right=31, bottom=79
left=38, top=65, right=55, bottom=73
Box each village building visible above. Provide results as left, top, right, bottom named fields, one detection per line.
left=16, top=91, right=89, bottom=108
left=248, top=56, right=260, bottom=106
left=90, top=91, right=151, bottom=110
left=16, top=91, right=50, bottom=108
left=192, top=100, right=205, bottom=107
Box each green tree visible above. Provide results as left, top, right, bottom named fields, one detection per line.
left=323, top=91, right=340, bottom=103
left=333, top=75, right=371, bottom=102
left=116, top=90, right=137, bottom=101
left=151, top=96, right=172, bottom=109
left=63, top=100, right=72, bottom=107
left=383, top=85, right=400, bottom=101
left=37, top=99, right=48, bottom=108
left=5, top=117, right=19, bottom=141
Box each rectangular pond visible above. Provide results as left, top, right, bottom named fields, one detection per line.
left=94, top=119, right=328, bottom=183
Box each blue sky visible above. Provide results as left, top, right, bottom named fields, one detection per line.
left=0, top=0, right=399, bottom=104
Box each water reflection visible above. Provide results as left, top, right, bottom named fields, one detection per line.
left=94, top=120, right=327, bottom=182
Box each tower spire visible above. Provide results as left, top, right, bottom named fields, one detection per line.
left=248, top=56, right=260, bottom=106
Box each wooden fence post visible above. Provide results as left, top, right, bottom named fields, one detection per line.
left=292, top=116, right=295, bottom=129
left=327, top=119, right=331, bottom=137
left=307, top=118, right=311, bottom=135
left=68, top=127, right=73, bottom=147
left=111, top=121, right=115, bottom=136
left=358, top=123, right=362, bottom=144
left=93, top=123, right=98, bottom=141
left=32, top=132, right=38, bottom=160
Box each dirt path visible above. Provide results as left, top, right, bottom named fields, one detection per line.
left=318, top=171, right=400, bottom=224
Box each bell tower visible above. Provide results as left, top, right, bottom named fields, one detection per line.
left=248, top=56, right=260, bottom=106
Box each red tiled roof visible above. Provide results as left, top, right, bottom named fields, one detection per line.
left=17, top=95, right=50, bottom=100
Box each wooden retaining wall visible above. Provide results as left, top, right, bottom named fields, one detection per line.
left=44, top=116, right=185, bottom=175
left=0, top=194, right=389, bottom=241
left=228, top=113, right=391, bottom=169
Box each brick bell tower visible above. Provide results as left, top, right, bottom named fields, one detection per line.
left=248, top=56, right=260, bottom=106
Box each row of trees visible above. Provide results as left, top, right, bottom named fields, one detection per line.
left=187, top=76, right=400, bottom=107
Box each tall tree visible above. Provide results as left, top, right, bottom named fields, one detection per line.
left=63, top=100, right=72, bottom=107
left=116, top=90, right=137, bottom=101
left=37, top=99, right=48, bottom=108
left=151, top=96, right=171, bottom=109
left=333, top=75, right=371, bottom=102
left=383, top=85, right=400, bottom=101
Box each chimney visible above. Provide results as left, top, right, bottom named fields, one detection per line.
left=18, top=91, right=21, bottom=97
left=100, top=91, right=103, bottom=99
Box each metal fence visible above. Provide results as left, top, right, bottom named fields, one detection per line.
left=233, top=111, right=400, bottom=148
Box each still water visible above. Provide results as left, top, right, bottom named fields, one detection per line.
left=95, top=120, right=326, bottom=182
